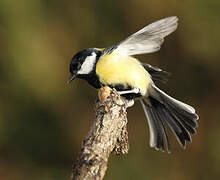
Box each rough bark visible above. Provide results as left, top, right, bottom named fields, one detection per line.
left=71, top=88, right=129, bottom=180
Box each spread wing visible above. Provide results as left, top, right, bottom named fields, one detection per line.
left=104, top=16, right=178, bottom=56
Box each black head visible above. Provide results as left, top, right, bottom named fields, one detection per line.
left=68, top=48, right=102, bottom=83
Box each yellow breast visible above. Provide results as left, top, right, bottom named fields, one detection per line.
left=96, top=53, right=151, bottom=95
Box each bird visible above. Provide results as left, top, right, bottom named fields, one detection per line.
left=68, top=16, right=199, bottom=153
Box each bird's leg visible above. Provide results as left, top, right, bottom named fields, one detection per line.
left=117, top=88, right=140, bottom=95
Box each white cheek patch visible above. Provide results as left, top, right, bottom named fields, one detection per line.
left=78, top=52, right=97, bottom=74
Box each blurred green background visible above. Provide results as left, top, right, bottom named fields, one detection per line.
left=0, top=0, right=220, bottom=179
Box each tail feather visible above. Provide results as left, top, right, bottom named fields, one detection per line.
left=149, top=107, right=164, bottom=151
left=166, top=99, right=199, bottom=126
left=157, top=103, right=189, bottom=148
left=159, top=115, right=170, bottom=152
left=140, top=100, right=164, bottom=151
left=167, top=101, right=198, bottom=132
left=165, top=105, right=192, bottom=143
left=141, top=99, right=171, bottom=152
left=154, top=97, right=190, bottom=148
left=141, top=85, right=199, bottom=152
left=150, top=101, right=171, bottom=152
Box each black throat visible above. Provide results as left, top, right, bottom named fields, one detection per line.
left=78, top=72, right=102, bottom=89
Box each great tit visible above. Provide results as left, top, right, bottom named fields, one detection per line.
left=68, top=16, right=199, bottom=152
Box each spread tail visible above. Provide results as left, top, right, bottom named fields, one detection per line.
left=140, top=85, right=199, bottom=152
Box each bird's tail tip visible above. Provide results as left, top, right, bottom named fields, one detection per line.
left=140, top=85, right=198, bottom=153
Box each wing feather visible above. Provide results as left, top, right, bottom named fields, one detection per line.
left=105, top=16, right=178, bottom=56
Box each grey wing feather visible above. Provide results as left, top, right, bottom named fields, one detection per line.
left=112, top=16, right=178, bottom=56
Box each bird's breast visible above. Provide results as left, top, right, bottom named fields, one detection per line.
left=96, top=53, right=151, bottom=96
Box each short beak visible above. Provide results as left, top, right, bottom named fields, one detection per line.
left=67, top=74, right=76, bottom=84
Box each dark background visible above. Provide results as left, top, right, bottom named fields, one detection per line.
left=0, top=0, right=219, bottom=179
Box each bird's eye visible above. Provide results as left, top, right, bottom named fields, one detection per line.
left=72, top=62, right=81, bottom=70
